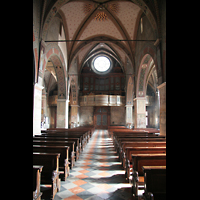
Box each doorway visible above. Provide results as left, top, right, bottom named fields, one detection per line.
left=94, top=107, right=110, bottom=129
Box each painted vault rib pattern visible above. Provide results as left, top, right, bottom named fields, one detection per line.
left=53, top=130, right=135, bottom=200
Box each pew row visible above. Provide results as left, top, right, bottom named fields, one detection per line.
left=45, top=127, right=94, bottom=143
left=124, top=146, right=166, bottom=181
left=131, top=154, right=166, bottom=197
left=142, top=166, right=166, bottom=200
left=119, top=141, right=166, bottom=165
left=41, top=132, right=88, bottom=151
left=33, top=153, right=60, bottom=200
left=110, top=129, right=149, bottom=140
left=33, top=165, right=43, bottom=200
left=33, top=140, right=75, bottom=168
left=33, top=135, right=80, bottom=160
left=33, top=145, right=70, bottom=181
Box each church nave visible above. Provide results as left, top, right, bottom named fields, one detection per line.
left=53, top=130, right=135, bottom=200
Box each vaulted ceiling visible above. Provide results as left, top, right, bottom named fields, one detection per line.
left=58, top=0, right=143, bottom=73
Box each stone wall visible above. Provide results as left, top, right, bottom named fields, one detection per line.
left=79, top=106, right=125, bottom=126
left=110, top=107, right=125, bottom=125
left=79, top=106, right=94, bottom=126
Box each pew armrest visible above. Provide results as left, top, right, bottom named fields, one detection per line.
left=33, top=191, right=42, bottom=200
left=133, top=171, right=139, bottom=182
left=143, top=192, right=154, bottom=200
left=125, top=159, right=131, bottom=181
left=64, top=159, right=70, bottom=178
left=52, top=170, right=60, bottom=182
left=71, top=151, right=75, bottom=167
left=52, top=170, right=60, bottom=199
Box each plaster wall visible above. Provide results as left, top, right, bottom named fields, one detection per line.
left=79, top=106, right=94, bottom=126
left=110, top=107, right=125, bottom=125
left=33, top=84, right=43, bottom=135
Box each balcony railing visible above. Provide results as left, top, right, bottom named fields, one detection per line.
left=79, top=95, right=125, bottom=106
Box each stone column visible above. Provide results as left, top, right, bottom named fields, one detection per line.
left=33, top=83, right=43, bottom=135
left=157, top=82, right=166, bottom=136
left=125, top=105, right=133, bottom=128
left=70, top=105, right=79, bottom=128
left=155, top=90, right=160, bottom=129
left=57, top=99, right=69, bottom=128
left=133, top=97, right=146, bottom=128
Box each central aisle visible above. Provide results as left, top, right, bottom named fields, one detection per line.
left=54, top=130, right=134, bottom=200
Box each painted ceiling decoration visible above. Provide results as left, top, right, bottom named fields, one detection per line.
left=83, top=3, right=93, bottom=14
left=109, top=3, right=119, bottom=13
left=42, top=0, right=158, bottom=77
left=94, top=11, right=108, bottom=21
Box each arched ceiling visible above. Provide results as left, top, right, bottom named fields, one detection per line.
left=58, top=0, right=143, bottom=73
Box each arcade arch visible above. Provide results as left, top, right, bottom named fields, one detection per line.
left=134, top=53, right=159, bottom=128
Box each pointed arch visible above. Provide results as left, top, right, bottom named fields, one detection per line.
left=41, top=45, right=67, bottom=99
left=136, top=46, right=160, bottom=97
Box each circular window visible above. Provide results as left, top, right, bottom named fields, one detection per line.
left=92, top=55, right=112, bottom=75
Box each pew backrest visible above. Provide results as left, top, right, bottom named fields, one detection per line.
left=142, top=166, right=166, bottom=200
left=132, top=154, right=166, bottom=176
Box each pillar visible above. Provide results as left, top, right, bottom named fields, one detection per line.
left=70, top=105, right=79, bottom=128
left=57, top=99, right=69, bottom=128
left=157, top=82, right=166, bottom=136
left=155, top=90, right=160, bottom=129
left=134, top=97, right=146, bottom=128
left=33, top=83, right=43, bottom=135
left=125, top=105, right=133, bottom=128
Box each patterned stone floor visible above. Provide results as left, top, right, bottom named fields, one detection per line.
left=53, top=129, right=135, bottom=200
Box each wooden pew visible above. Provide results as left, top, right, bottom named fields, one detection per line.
left=142, top=166, right=166, bottom=200
left=33, top=140, right=75, bottom=168
left=134, top=128, right=160, bottom=134
left=124, top=147, right=166, bottom=181
left=39, top=133, right=82, bottom=154
left=110, top=129, right=149, bottom=139
left=33, top=153, right=60, bottom=200
left=108, top=126, right=126, bottom=137
left=115, top=137, right=166, bottom=155
left=70, top=125, right=95, bottom=138
left=33, top=145, right=70, bottom=181
left=122, top=141, right=166, bottom=152
left=46, top=128, right=92, bottom=144
left=41, top=132, right=85, bottom=152
left=48, top=125, right=95, bottom=136
left=119, top=141, right=166, bottom=164
left=113, top=130, right=163, bottom=140
left=113, top=131, right=163, bottom=150
left=108, top=125, right=126, bottom=130
left=33, top=136, right=79, bottom=161
left=131, top=154, right=166, bottom=197
left=33, top=165, right=43, bottom=200
left=42, top=131, right=87, bottom=151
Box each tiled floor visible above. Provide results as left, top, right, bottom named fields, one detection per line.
left=53, top=129, right=136, bottom=200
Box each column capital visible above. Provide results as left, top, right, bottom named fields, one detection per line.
left=57, top=98, right=67, bottom=102
left=125, top=105, right=133, bottom=107
left=133, top=97, right=146, bottom=101
left=34, top=83, right=44, bottom=91
left=70, top=105, right=80, bottom=107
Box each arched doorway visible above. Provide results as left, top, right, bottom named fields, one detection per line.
left=94, top=107, right=110, bottom=129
